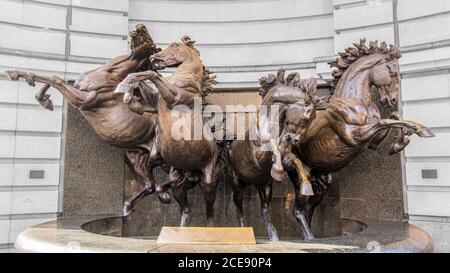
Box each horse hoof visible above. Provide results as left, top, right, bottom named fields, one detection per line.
left=38, top=99, right=54, bottom=111
left=25, top=74, right=35, bottom=87
left=417, top=127, right=435, bottom=138
left=115, top=82, right=130, bottom=95
left=157, top=192, right=171, bottom=204
left=123, top=202, right=135, bottom=217
left=390, top=142, right=404, bottom=155
left=180, top=214, right=190, bottom=227
left=301, top=183, right=314, bottom=196
left=5, top=70, right=19, bottom=81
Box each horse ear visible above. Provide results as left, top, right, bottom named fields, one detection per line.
left=303, top=78, right=318, bottom=106
left=304, top=78, right=317, bottom=96
left=181, top=36, right=196, bottom=47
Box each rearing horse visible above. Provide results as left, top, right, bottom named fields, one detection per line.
left=289, top=39, right=434, bottom=240
left=5, top=24, right=170, bottom=215
left=117, top=36, right=222, bottom=226
left=228, top=68, right=318, bottom=241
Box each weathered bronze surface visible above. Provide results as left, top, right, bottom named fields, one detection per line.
left=5, top=24, right=171, bottom=215
left=4, top=25, right=434, bottom=243
left=228, top=69, right=318, bottom=241
left=287, top=39, right=434, bottom=239
left=117, top=36, right=223, bottom=227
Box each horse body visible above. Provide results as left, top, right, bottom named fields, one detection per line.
left=290, top=40, right=434, bottom=239
left=119, top=36, right=221, bottom=226
left=298, top=97, right=378, bottom=172
left=230, top=139, right=272, bottom=185
left=69, top=53, right=157, bottom=148
left=81, top=102, right=157, bottom=149
left=6, top=24, right=171, bottom=214
left=157, top=98, right=216, bottom=170
left=228, top=69, right=317, bottom=241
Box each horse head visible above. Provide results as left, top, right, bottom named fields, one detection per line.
left=281, top=78, right=317, bottom=145
left=109, top=24, right=159, bottom=83
left=130, top=23, right=159, bottom=60
left=258, top=69, right=318, bottom=182
left=150, top=36, right=200, bottom=70
left=329, top=39, right=402, bottom=108
left=370, top=55, right=401, bottom=107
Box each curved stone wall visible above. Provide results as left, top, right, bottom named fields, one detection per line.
left=1, top=0, right=449, bottom=252
left=128, top=0, right=334, bottom=88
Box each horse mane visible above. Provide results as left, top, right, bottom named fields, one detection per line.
left=258, top=68, right=316, bottom=99
left=327, top=38, right=401, bottom=92
left=200, top=67, right=217, bottom=106
left=179, top=36, right=215, bottom=105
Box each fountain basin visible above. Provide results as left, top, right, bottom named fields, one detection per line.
left=14, top=216, right=433, bottom=253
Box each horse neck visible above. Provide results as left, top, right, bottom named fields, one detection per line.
left=106, top=54, right=146, bottom=81
left=248, top=99, right=281, bottom=164
left=332, top=63, right=374, bottom=106
left=171, top=55, right=203, bottom=89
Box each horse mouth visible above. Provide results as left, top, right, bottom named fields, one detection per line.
left=378, top=86, right=396, bottom=108
left=150, top=57, right=166, bottom=70
left=383, top=97, right=394, bottom=107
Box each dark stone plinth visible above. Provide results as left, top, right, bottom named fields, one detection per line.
left=62, top=105, right=124, bottom=216
left=123, top=166, right=341, bottom=239
left=62, top=91, right=405, bottom=241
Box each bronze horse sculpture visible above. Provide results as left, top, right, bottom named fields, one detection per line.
left=5, top=24, right=171, bottom=215
left=228, top=69, right=318, bottom=241
left=117, top=36, right=223, bottom=227
left=288, top=39, right=434, bottom=240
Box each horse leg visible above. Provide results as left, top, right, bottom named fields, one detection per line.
left=118, top=71, right=194, bottom=107
left=155, top=167, right=185, bottom=195
left=305, top=173, right=332, bottom=226
left=171, top=183, right=191, bottom=227
left=123, top=81, right=159, bottom=115
left=145, top=141, right=171, bottom=204
left=258, top=182, right=279, bottom=241
left=123, top=150, right=155, bottom=216
left=288, top=170, right=314, bottom=240
left=357, top=118, right=434, bottom=155
left=282, top=153, right=313, bottom=196
left=230, top=175, right=245, bottom=227
left=5, top=70, right=97, bottom=109
left=359, top=119, right=434, bottom=141
left=199, top=156, right=221, bottom=227
left=368, top=128, right=392, bottom=150
left=198, top=178, right=218, bottom=227
left=368, top=112, right=399, bottom=150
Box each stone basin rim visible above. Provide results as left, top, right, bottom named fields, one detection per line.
left=14, top=216, right=434, bottom=253
left=80, top=215, right=369, bottom=240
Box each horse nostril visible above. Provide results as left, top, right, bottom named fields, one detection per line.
left=392, top=97, right=397, bottom=103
